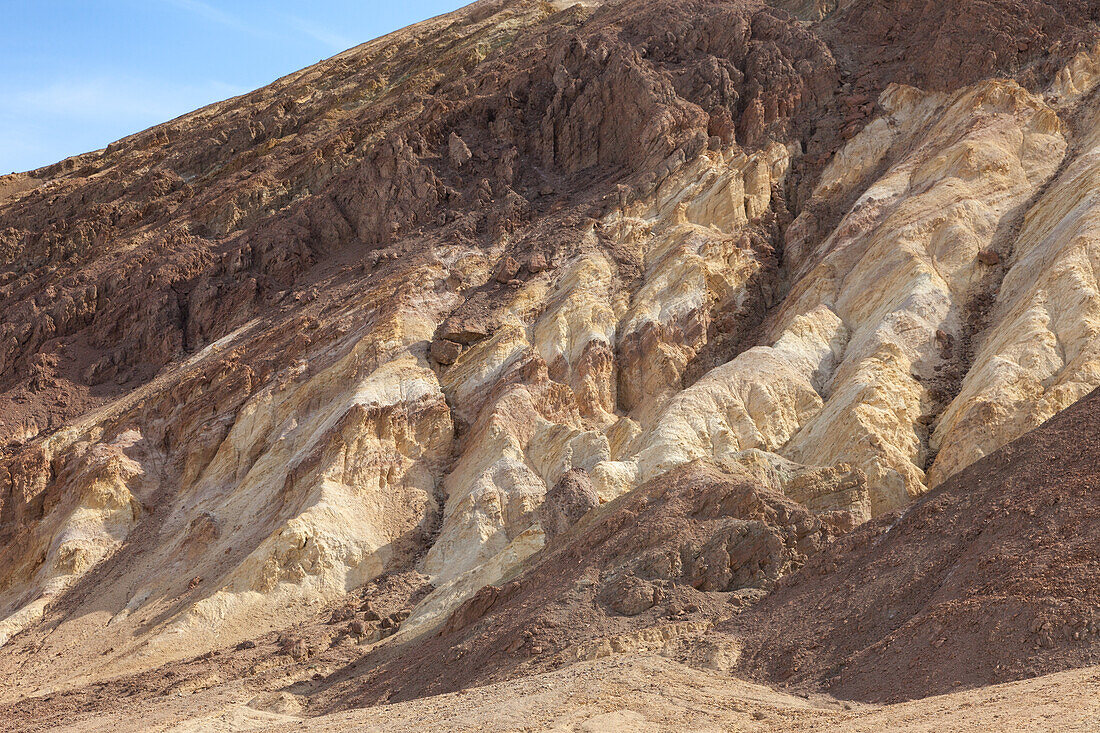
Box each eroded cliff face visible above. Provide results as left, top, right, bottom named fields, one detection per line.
left=0, top=0, right=1098, bottom=719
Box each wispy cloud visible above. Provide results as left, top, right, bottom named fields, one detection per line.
left=2, top=4, right=373, bottom=172
left=282, top=13, right=355, bottom=52
left=164, top=1, right=353, bottom=51
left=162, top=0, right=270, bottom=37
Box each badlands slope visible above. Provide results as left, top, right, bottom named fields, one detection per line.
left=1, top=0, right=1099, bottom=729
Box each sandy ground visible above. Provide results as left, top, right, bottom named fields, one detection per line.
left=34, top=655, right=1100, bottom=732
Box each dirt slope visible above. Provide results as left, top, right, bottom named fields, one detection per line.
left=727, top=386, right=1100, bottom=701
left=1, top=0, right=1100, bottom=729
left=306, top=461, right=854, bottom=709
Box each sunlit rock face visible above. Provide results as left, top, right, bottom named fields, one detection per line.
left=1, top=0, right=1099, bottom=704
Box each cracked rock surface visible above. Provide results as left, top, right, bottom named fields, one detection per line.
left=1, top=0, right=1100, bottom=729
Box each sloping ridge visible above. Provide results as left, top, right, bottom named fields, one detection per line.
left=310, top=385, right=1100, bottom=710
left=1, top=0, right=1100, bottom=727
left=726, top=386, right=1100, bottom=701
left=302, top=460, right=853, bottom=710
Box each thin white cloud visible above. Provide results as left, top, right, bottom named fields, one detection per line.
left=165, top=1, right=353, bottom=51
left=282, top=13, right=355, bottom=52
left=161, top=1, right=362, bottom=54
left=162, top=0, right=269, bottom=37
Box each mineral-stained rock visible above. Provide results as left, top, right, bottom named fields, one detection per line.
left=448, top=132, right=473, bottom=168
left=538, top=468, right=600, bottom=541
left=723, top=386, right=1100, bottom=702
left=2, top=0, right=1100, bottom=724
left=430, top=338, right=464, bottom=365
left=306, top=462, right=849, bottom=707
left=976, top=249, right=1001, bottom=266
left=493, top=256, right=521, bottom=283
left=606, top=576, right=659, bottom=616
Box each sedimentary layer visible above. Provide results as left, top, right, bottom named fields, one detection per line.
left=1, top=0, right=1099, bottom=726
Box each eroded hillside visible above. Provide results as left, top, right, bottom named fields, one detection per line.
left=1, top=0, right=1099, bottom=728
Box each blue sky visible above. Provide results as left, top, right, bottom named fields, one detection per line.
left=1, top=1, right=466, bottom=174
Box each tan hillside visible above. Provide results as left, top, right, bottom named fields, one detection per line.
left=1, top=0, right=1099, bottom=729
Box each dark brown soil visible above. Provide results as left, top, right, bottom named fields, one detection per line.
left=823, top=0, right=1100, bottom=96
left=723, top=387, right=1100, bottom=702
left=2, top=0, right=1099, bottom=724
left=307, top=461, right=853, bottom=710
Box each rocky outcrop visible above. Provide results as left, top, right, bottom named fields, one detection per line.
left=724, top=386, right=1100, bottom=702
left=1, top=0, right=1100, bottom=724
left=308, top=461, right=849, bottom=709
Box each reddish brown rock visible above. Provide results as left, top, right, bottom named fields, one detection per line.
left=537, top=468, right=600, bottom=541
left=430, top=338, right=464, bottom=365
left=977, top=249, right=1002, bottom=266
left=493, top=256, right=521, bottom=284
left=725, top=388, right=1100, bottom=702
left=313, top=462, right=848, bottom=708
left=448, top=132, right=473, bottom=168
